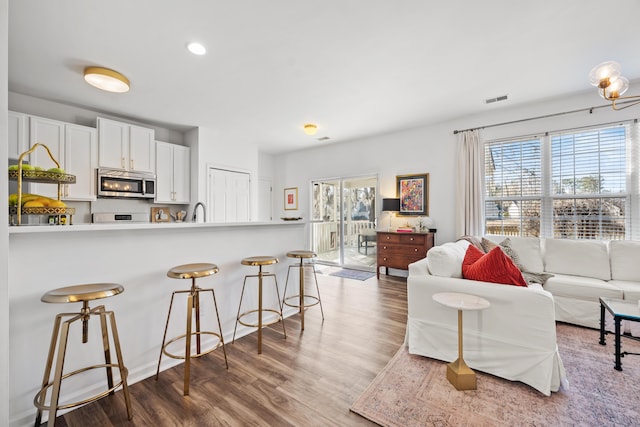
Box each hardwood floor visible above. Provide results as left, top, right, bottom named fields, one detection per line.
left=49, top=272, right=408, bottom=426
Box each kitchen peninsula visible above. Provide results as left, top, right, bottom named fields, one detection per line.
left=8, top=221, right=305, bottom=426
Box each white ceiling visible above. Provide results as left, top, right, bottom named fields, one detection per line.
left=8, top=0, right=640, bottom=154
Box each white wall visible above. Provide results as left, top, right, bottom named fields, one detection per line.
left=1, top=0, right=10, bottom=423
left=274, top=88, right=640, bottom=244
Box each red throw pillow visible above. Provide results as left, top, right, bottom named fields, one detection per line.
left=462, top=245, right=528, bottom=287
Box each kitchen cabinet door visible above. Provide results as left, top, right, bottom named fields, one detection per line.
left=129, top=125, right=155, bottom=173
left=155, top=141, right=190, bottom=204
left=155, top=141, right=174, bottom=203
left=29, top=117, right=97, bottom=200
left=98, top=118, right=155, bottom=173
left=29, top=116, right=65, bottom=198
left=98, top=118, right=128, bottom=169
left=8, top=111, right=28, bottom=160
left=172, top=145, right=190, bottom=204
left=63, top=124, right=97, bottom=200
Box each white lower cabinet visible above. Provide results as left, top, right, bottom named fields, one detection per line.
left=29, top=116, right=97, bottom=200
left=155, top=141, right=190, bottom=204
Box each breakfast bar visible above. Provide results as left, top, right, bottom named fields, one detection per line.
left=8, top=221, right=306, bottom=426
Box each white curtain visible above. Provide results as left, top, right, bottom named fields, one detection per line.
left=455, top=129, right=484, bottom=237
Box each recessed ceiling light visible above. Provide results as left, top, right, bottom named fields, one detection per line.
left=187, top=42, right=206, bottom=55
left=83, top=67, right=130, bottom=93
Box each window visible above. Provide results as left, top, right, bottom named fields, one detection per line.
left=485, top=123, right=633, bottom=240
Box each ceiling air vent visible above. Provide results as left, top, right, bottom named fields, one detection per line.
left=485, top=94, right=508, bottom=104
left=316, top=136, right=330, bottom=141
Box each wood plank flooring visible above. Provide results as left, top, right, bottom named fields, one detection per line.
left=47, top=272, right=408, bottom=426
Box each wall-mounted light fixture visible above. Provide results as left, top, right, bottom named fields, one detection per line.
left=589, top=61, right=640, bottom=110
left=303, top=123, right=318, bottom=135
left=84, top=67, right=130, bottom=93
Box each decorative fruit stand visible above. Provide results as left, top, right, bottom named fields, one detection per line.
left=9, top=143, right=76, bottom=226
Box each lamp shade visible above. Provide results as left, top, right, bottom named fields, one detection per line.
left=382, top=198, right=400, bottom=212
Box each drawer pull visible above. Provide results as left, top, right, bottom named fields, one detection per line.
left=383, top=246, right=387, bottom=249
left=383, top=257, right=387, bottom=261
left=386, top=236, right=390, bottom=240
left=410, top=237, right=414, bottom=241
left=414, top=248, right=418, bottom=252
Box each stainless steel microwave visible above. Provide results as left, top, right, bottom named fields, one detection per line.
left=97, top=168, right=156, bottom=199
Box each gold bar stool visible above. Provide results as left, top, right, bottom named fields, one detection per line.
left=156, top=263, right=228, bottom=396
left=34, top=283, right=132, bottom=427
left=283, top=250, right=324, bottom=330
left=233, top=256, right=287, bottom=354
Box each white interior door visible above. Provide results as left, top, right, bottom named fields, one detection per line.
left=208, top=167, right=250, bottom=223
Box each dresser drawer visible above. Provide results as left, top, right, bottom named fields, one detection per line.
left=378, top=233, right=426, bottom=245
left=376, top=231, right=435, bottom=278
left=378, top=243, right=426, bottom=256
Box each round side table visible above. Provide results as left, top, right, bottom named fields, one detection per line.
left=432, top=292, right=490, bottom=391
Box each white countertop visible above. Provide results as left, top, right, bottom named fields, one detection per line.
left=8, top=220, right=306, bottom=234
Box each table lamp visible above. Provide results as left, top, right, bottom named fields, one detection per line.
left=382, top=198, right=400, bottom=231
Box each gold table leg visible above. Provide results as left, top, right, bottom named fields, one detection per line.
left=446, top=309, right=477, bottom=390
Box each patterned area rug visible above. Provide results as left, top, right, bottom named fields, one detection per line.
left=328, top=268, right=376, bottom=281
left=350, top=323, right=640, bottom=426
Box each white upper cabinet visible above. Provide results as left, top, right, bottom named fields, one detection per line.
left=155, top=141, right=190, bottom=204
left=28, top=116, right=97, bottom=200
left=97, top=117, right=155, bottom=173
left=8, top=111, right=28, bottom=160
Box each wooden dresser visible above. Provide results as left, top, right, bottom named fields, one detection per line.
left=377, top=231, right=435, bottom=278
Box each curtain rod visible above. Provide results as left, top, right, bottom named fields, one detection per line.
left=452, top=99, right=638, bottom=135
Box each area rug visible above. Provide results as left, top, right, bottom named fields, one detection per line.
left=328, top=268, right=376, bottom=281
left=350, top=323, right=640, bottom=426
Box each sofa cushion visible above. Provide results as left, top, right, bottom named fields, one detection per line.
left=505, top=236, right=544, bottom=274
left=608, top=280, right=640, bottom=302
left=500, top=238, right=553, bottom=284
left=462, top=245, right=528, bottom=287
left=544, top=239, right=611, bottom=281
left=544, top=274, right=622, bottom=301
left=426, top=240, right=470, bottom=278
left=610, top=240, right=640, bottom=281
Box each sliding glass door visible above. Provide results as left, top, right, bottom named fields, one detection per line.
left=310, top=175, right=378, bottom=270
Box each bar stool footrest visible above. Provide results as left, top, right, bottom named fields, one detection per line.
left=237, top=309, right=283, bottom=328
left=162, top=331, right=224, bottom=360
left=34, top=363, right=128, bottom=411
left=283, top=295, right=321, bottom=309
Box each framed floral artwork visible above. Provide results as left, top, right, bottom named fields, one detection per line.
left=284, top=187, right=298, bottom=210
left=396, top=173, right=429, bottom=216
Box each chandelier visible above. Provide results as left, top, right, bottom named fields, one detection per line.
left=589, top=61, right=640, bottom=111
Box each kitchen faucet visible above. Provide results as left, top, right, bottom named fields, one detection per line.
left=192, top=202, right=206, bottom=223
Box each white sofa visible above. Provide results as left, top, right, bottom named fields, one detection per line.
left=406, top=239, right=566, bottom=396
left=406, top=236, right=640, bottom=395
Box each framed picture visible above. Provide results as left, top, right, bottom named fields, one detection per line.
left=284, top=187, right=298, bottom=210
left=396, top=173, right=429, bottom=216
left=151, top=206, right=171, bottom=223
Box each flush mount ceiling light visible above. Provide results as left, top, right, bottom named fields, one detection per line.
left=303, top=123, right=318, bottom=135
left=187, top=42, right=206, bottom=55
left=589, top=61, right=640, bottom=110
left=83, top=67, right=130, bottom=93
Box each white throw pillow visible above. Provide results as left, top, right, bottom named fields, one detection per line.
left=426, top=240, right=470, bottom=278
left=610, top=240, right=640, bottom=281
left=544, top=239, right=611, bottom=281
left=505, top=236, right=544, bottom=273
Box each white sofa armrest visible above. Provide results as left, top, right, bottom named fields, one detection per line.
left=408, top=256, right=429, bottom=277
